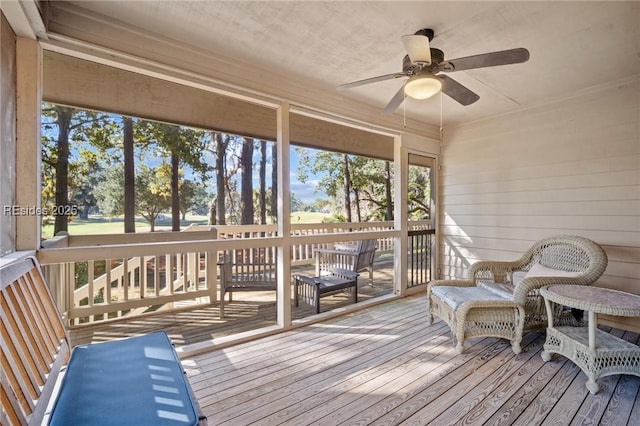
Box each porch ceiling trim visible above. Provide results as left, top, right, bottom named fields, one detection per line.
left=0, top=0, right=46, bottom=40
left=45, top=2, right=441, bottom=139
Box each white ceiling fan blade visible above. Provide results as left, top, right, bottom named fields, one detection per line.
left=401, top=34, right=431, bottom=65
left=337, top=72, right=406, bottom=90
left=382, top=86, right=406, bottom=114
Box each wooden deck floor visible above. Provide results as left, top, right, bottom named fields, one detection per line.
left=183, top=295, right=640, bottom=426
left=69, top=262, right=397, bottom=347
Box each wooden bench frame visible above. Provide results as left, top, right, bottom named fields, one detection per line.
left=219, top=247, right=277, bottom=318
left=315, top=239, right=377, bottom=286
left=0, top=256, right=207, bottom=426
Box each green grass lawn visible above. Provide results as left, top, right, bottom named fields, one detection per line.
left=42, top=211, right=331, bottom=238
left=41, top=215, right=210, bottom=239
left=290, top=211, right=330, bottom=224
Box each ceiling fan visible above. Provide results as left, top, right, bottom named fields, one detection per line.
left=337, top=28, right=530, bottom=114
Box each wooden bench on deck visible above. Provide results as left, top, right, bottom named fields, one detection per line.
left=0, top=256, right=207, bottom=426
left=219, top=247, right=277, bottom=318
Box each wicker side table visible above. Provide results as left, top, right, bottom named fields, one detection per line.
left=540, top=285, right=640, bottom=394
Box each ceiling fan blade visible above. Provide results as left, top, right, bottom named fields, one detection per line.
left=337, top=72, right=406, bottom=90
left=440, top=47, right=530, bottom=72
left=440, top=75, right=480, bottom=106
left=401, top=34, right=431, bottom=65
left=382, top=86, right=406, bottom=114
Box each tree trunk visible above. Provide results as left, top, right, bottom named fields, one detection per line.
left=171, top=152, right=180, bottom=231
left=259, top=140, right=267, bottom=225
left=240, top=138, right=254, bottom=225
left=80, top=204, right=90, bottom=220
left=123, top=117, right=136, bottom=233
left=385, top=161, right=393, bottom=220
left=54, top=107, right=72, bottom=235
left=343, top=155, right=352, bottom=222
left=215, top=133, right=226, bottom=225
left=208, top=199, right=216, bottom=225
left=354, top=188, right=362, bottom=222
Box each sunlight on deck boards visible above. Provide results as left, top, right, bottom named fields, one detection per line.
left=69, top=264, right=396, bottom=347
left=183, top=295, right=640, bottom=426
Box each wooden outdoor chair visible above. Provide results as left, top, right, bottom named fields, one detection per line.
left=315, top=238, right=377, bottom=286
left=219, top=246, right=277, bottom=318
left=427, top=235, right=608, bottom=353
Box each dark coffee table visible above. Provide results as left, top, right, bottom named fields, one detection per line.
left=294, top=273, right=358, bottom=314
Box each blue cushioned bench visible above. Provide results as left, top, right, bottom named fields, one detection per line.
left=0, top=257, right=207, bottom=426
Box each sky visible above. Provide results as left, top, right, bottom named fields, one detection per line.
left=289, top=150, right=327, bottom=204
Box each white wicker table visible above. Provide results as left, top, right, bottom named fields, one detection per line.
left=540, top=285, right=640, bottom=394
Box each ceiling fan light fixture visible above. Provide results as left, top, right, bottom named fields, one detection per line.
left=404, top=74, right=442, bottom=100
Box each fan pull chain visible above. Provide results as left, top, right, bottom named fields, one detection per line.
left=403, top=81, right=407, bottom=128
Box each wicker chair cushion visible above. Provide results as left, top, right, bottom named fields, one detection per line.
left=525, top=263, right=581, bottom=279
left=477, top=264, right=581, bottom=301
left=512, top=270, right=527, bottom=285
left=431, top=286, right=508, bottom=310
left=478, top=281, right=515, bottom=299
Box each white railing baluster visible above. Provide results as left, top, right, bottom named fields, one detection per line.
left=182, top=253, right=188, bottom=292
left=154, top=256, right=160, bottom=297
left=206, top=250, right=217, bottom=303
left=168, top=254, right=174, bottom=294
left=139, top=256, right=145, bottom=299
left=123, top=259, right=128, bottom=301
left=67, top=262, right=75, bottom=324
left=105, top=260, right=111, bottom=304
left=88, top=260, right=94, bottom=307
left=39, top=221, right=412, bottom=326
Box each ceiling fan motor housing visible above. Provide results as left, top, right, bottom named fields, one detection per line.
left=403, top=48, right=445, bottom=74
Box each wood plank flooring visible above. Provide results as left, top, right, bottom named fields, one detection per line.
left=183, top=295, right=640, bottom=426
left=69, top=263, right=396, bottom=347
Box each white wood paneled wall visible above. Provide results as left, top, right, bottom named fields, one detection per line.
left=439, top=78, right=640, bottom=331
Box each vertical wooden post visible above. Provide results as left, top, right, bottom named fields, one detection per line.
left=393, top=136, right=408, bottom=296
left=276, top=102, right=292, bottom=329
left=15, top=37, right=42, bottom=250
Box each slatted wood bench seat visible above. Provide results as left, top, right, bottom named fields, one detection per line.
left=1, top=257, right=207, bottom=426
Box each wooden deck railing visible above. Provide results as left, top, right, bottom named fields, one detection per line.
left=408, top=228, right=436, bottom=287
left=37, top=221, right=430, bottom=327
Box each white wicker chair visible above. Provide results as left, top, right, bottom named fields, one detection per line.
left=427, top=235, right=608, bottom=354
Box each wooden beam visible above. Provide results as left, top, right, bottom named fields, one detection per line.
left=1, top=13, right=17, bottom=254
left=15, top=37, right=41, bottom=250
left=0, top=0, right=46, bottom=40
